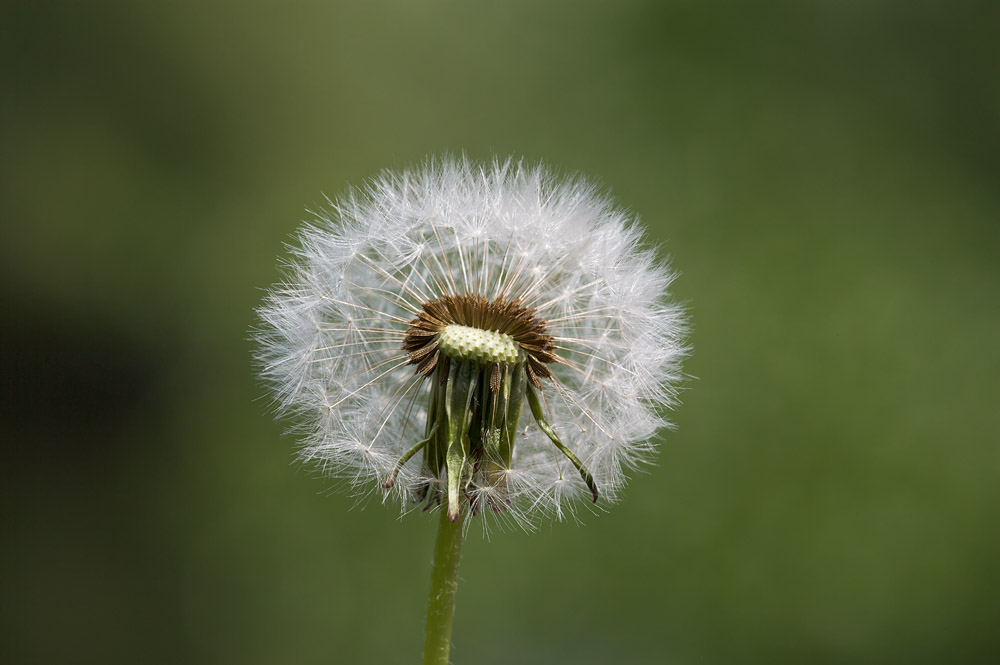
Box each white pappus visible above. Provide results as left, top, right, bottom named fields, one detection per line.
left=256, top=156, right=687, bottom=527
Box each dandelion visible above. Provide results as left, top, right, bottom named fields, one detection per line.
left=256, top=156, right=686, bottom=664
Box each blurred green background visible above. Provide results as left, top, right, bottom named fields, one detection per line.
left=2, top=1, right=998, bottom=663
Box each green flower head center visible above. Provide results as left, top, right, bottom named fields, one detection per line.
left=401, top=294, right=558, bottom=386
left=436, top=324, right=524, bottom=366
left=389, top=294, right=599, bottom=520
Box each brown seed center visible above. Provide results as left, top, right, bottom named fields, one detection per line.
left=402, top=294, right=557, bottom=387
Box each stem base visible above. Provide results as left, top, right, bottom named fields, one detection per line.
left=422, top=507, right=465, bottom=665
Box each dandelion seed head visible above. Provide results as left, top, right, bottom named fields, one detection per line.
left=256, top=156, right=687, bottom=526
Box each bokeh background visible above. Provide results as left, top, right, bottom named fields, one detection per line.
left=3, top=1, right=998, bottom=663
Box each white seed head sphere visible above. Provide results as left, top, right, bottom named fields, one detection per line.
left=256, top=157, right=687, bottom=526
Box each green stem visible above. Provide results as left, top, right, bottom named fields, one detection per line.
left=422, top=507, right=465, bottom=665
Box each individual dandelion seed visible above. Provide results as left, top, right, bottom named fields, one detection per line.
left=255, top=156, right=687, bottom=664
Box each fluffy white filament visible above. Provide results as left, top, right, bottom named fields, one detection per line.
left=256, top=157, right=687, bottom=525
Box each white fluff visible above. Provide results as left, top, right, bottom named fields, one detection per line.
left=256, top=156, right=687, bottom=525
